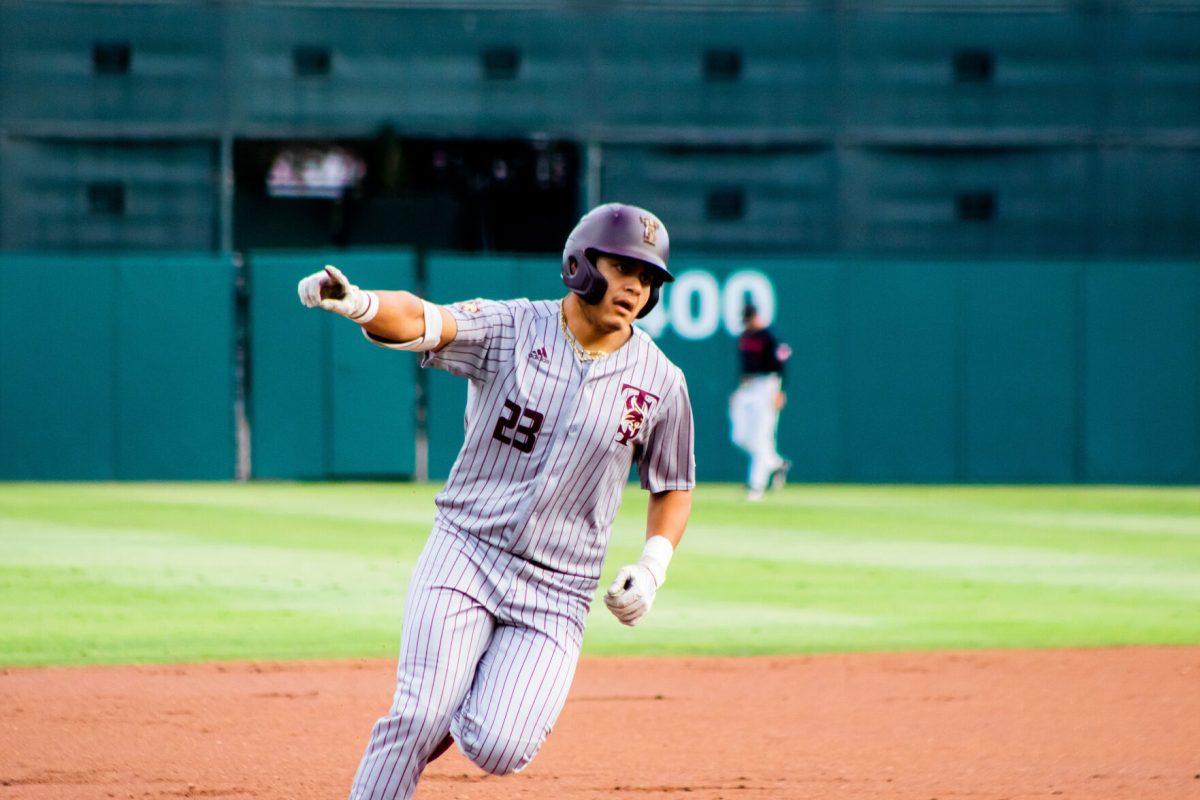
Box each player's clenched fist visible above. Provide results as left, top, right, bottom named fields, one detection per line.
left=604, top=564, right=658, bottom=626
left=604, top=535, right=674, bottom=627
left=297, top=265, right=379, bottom=323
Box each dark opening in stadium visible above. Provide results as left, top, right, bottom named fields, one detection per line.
left=956, top=190, right=997, bottom=222
left=233, top=133, right=580, bottom=252
left=91, top=41, right=131, bottom=75
left=953, top=49, right=995, bottom=83
left=703, top=49, right=742, bottom=82
left=292, top=45, right=332, bottom=77
left=706, top=187, right=746, bottom=221
left=87, top=181, right=126, bottom=215
left=481, top=46, right=521, bottom=80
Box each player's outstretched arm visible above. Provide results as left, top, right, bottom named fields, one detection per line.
left=363, top=290, right=458, bottom=350
left=297, top=265, right=457, bottom=351
left=605, top=489, right=692, bottom=627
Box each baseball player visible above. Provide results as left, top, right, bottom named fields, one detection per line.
left=297, top=203, right=695, bottom=799
left=729, top=302, right=790, bottom=501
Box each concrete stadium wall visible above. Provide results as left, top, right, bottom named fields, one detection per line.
left=1, top=2, right=1198, bottom=256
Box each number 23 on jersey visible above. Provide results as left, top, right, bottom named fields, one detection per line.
left=492, top=399, right=544, bottom=454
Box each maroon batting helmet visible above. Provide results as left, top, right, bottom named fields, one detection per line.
left=561, top=203, right=673, bottom=318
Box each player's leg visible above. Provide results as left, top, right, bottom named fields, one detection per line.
left=747, top=380, right=784, bottom=497
left=349, top=531, right=496, bottom=800
left=731, top=383, right=764, bottom=495
left=729, top=384, right=755, bottom=453
left=766, top=400, right=790, bottom=490
left=747, top=442, right=774, bottom=498
left=449, top=619, right=584, bottom=775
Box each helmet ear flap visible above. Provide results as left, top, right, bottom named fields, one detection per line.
left=566, top=248, right=607, bottom=306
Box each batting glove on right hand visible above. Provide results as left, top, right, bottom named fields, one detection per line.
left=297, top=265, right=378, bottom=323
left=604, top=536, right=674, bottom=627
left=604, top=563, right=659, bottom=626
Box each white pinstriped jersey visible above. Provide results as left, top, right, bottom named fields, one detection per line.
left=421, top=298, right=695, bottom=578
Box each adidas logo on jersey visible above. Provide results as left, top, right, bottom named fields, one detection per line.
left=528, top=345, right=549, bottom=363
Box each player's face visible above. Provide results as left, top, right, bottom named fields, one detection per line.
left=592, top=255, right=655, bottom=328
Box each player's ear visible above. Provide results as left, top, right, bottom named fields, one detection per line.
left=566, top=256, right=579, bottom=277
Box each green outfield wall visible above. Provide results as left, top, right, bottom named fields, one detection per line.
left=1, top=253, right=1196, bottom=483
left=0, top=253, right=236, bottom=479
left=248, top=251, right=417, bottom=479
left=420, top=256, right=1200, bottom=485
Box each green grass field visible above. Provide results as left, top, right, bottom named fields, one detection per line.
left=1, top=482, right=1197, bottom=666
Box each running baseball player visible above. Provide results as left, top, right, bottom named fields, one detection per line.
left=729, top=302, right=790, bottom=501
left=297, top=203, right=695, bottom=799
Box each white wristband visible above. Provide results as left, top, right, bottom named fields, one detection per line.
left=638, top=535, right=674, bottom=588
left=421, top=299, right=443, bottom=346
left=348, top=290, right=380, bottom=324
left=361, top=300, right=443, bottom=352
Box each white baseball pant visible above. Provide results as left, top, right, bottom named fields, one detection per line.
left=729, top=374, right=784, bottom=492
left=349, top=526, right=590, bottom=799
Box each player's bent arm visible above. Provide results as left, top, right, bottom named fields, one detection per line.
left=637, top=488, right=691, bottom=586
left=646, top=489, right=692, bottom=550
left=363, top=290, right=458, bottom=352
left=604, top=489, right=691, bottom=627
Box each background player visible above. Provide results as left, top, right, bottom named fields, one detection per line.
left=729, top=302, right=790, bottom=501
left=297, top=203, right=695, bottom=799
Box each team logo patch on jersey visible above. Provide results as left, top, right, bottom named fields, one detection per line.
left=615, top=383, right=660, bottom=446
left=528, top=345, right=549, bottom=363
left=458, top=300, right=483, bottom=315
left=639, top=216, right=660, bottom=246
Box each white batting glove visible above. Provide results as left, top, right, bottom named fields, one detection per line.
left=297, top=265, right=379, bottom=324
left=605, top=536, right=674, bottom=627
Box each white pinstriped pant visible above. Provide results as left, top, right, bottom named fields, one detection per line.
left=349, top=526, right=593, bottom=799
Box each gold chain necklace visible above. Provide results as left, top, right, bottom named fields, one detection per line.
left=560, top=305, right=609, bottom=362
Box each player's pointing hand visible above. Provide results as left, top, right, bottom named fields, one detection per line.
left=297, top=265, right=379, bottom=323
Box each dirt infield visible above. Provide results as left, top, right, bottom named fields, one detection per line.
left=1, top=647, right=1197, bottom=800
